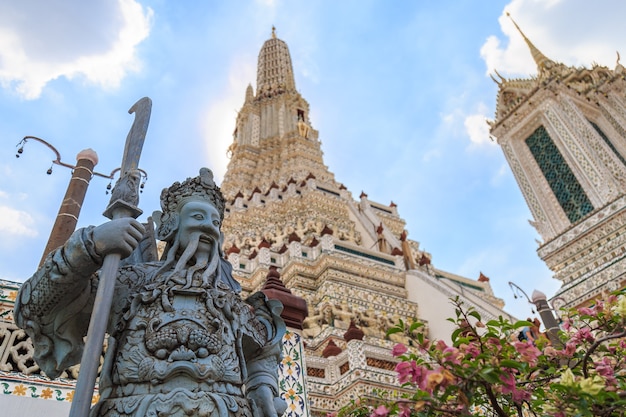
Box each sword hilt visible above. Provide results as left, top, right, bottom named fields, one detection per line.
left=103, top=169, right=143, bottom=219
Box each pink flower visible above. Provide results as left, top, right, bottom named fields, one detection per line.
left=595, top=357, right=617, bottom=386
left=560, top=341, right=577, bottom=357
left=392, top=343, right=408, bottom=357
left=500, top=371, right=530, bottom=402
left=435, top=340, right=449, bottom=352
left=370, top=405, right=389, bottom=417
left=422, top=369, right=445, bottom=391
left=543, top=346, right=558, bottom=358
left=486, top=337, right=503, bottom=353
left=578, top=307, right=594, bottom=316
left=500, top=371, right=516, bottom=394
left=459, top=342, right=480, bottom=358
left=513, top=341, right=540, bottom=365
left=442, top=346, right=462, bottom=365
left=594, top=300, right=606, bottom=313
left=595, top=357, right=614, bottom=376
left=396, top=360, right=423, bottom=385
left=511, top=387, right=531, bottom=402
left=397, top=401, right=412, bottom=417
left=572, top=327, right=595, bottom=344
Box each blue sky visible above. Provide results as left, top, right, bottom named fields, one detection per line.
left=1, top=0, right=624, bottom=320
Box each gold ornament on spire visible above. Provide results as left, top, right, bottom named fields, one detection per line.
left=506, top=12, right=557, bottom=74
left=271, top=26, right=276, bottom=39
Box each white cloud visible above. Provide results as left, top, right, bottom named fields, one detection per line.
left=482, top=0, right=626, bottom=77
left=490, top=163, right=510, bottom=187
left=0, top=206, right=38, bottom=238
left=464, top=112, right=493, bottom=147
left=0, top=0, right=152, bottom=99
left=200, top=56, right=256, bottom=182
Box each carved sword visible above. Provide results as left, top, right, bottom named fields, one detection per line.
left=69, top=97, right=152, bottom=417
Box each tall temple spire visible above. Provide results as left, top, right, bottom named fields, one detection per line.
left=507, top=12, right=558, bottom=75
left=221, top=31, right=332, bottom=200
left=256, top=27, right=296, bottom=98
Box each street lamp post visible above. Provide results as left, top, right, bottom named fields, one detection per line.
left=508, top=281, right=562, bottom=347
left=531, top=290, right=563, bottom=348
left=40, top=148, right=99, bottom=266
left=15, top=136, right=147, bottom=266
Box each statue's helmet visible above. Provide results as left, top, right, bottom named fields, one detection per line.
left=153, top=168, right=225, bottom=242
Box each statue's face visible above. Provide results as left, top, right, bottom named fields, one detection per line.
left=176, top=200, right=221, bottom=258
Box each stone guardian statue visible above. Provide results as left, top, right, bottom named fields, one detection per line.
left=15, top=168, right=287, bottom=417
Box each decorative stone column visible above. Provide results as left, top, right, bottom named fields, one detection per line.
left=321, top=225, right=334, bottom=252
left=227, top=245, right=241, bottom=270
left=344, top=321, right=366, bottom=374
left=288, top=233, right=302, bottom=259
left=261, top=267, right=310, bottom=417
left=233, top=191, right=245, bottom=209
left=258, top=239, right=272, bottom=265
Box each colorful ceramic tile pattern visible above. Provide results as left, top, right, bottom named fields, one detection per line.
left=279, top=330, right=309, bottom=417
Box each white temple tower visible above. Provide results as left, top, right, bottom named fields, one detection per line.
left=490, top=16, right=626, bottom=308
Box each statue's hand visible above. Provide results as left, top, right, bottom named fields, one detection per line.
left=92, top=218, right=146, bottom=258
left=248, top=385, right=287, bottom=417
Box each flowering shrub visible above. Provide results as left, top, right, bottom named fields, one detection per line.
left=334, top=294, right=626, bottom=417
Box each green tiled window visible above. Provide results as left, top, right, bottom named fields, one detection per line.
left=526, top=125, right=594, bottom=223
left=589, top=120, right=626, bottom=166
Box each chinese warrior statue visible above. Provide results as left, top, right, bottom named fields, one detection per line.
left=15, top=168, right=287, bottom=417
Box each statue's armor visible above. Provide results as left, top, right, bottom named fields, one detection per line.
left=91, top=266, right=267, bottom=417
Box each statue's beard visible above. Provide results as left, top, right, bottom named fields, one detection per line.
left=167, top=231, right=220, bottom=288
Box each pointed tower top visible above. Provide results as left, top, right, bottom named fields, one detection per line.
left=616, top=51, right=625, bottom=74
left=261, top=266, right=309, bottom=330
left=506, top=12, right=558, bottom=75
left=245, top=84, right=254, bottom=103
left=256, top=27, right=296, bottom=96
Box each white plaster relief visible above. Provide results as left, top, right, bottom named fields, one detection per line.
left=251, top=113, right=260, bottom=146
left=278, top=104, right=285, bottom=138
left=544, top=106, right=605, bottom=206
left=559, top=97, right=623, bottom=198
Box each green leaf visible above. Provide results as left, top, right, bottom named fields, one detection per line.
left=500, top=359, right=524, bottom=370
left=409, top=321, right=424, bottom=332
left=451, top=328, right=462, bottom=342
left=479, top=367, right=501, bottom=384
left=386, top=327, right=403, bottom=335
left=513, top=320, right=533, bottom=328
left=468, top=310, right=482, bottom=321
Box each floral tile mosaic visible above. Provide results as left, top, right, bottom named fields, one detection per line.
left=280, top=330, right=309, bottom=417
left=0, top=371, right=99, bottom=404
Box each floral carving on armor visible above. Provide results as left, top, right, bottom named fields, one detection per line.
left=144, top=290, right=223, bottom=361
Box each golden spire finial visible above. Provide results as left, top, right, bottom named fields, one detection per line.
left=271, top=26, right=276, bottom=39
left=506, top=12, right=556, bottom=74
